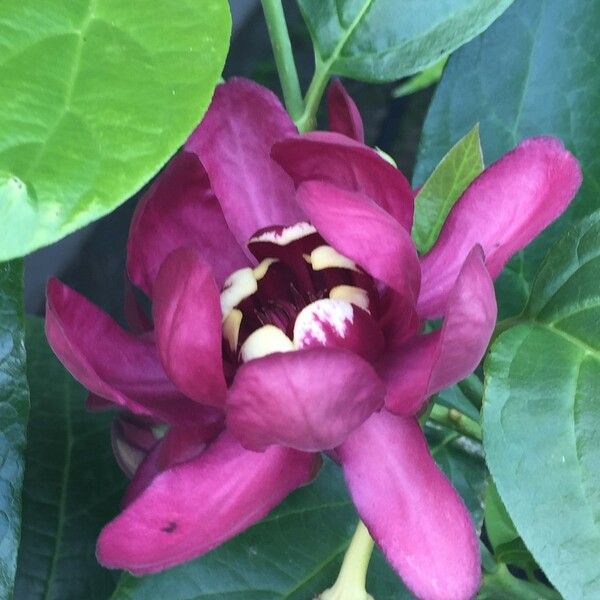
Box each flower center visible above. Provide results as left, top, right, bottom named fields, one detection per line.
left=220, top=222, right=379, bottom=364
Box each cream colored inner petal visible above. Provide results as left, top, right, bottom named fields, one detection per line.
left=253, top=257, right=278, bottom=280
left=249, top=221, right=317, bottom=245
left=329, top=285, right=370, bottom=313
left=310, top=245, right=359, bottom=272
left=293, top=298, right=354, bottom=347
left=222, top=308, right=243, bottom=353
left=220, top=267, right=257, bottom=319
left=240, top=324, right=295, bottom=362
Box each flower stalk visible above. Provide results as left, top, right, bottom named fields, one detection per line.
left=428, top=403, right=482, bottom=442
left=318, top=521, right=375, bottom=600
left=260, top=0, right=304, bottom=121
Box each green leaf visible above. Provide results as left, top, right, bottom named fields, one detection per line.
left=0, top=0, right=231, bottom=260
left=0, top=260, right=29, bottom=599
left=296, top=0, right=514, bottom=82
left=14, top=318, right=125, bottom=600
left=392, top=55, right=448, bottom=98
left=414, top=0, right=600, bottom=315
left=412, top=124, right=483, bottom=253
left=483, top=212, right=600, bottom=599
left=111, top=431, right=485, bottom=599
left=484, top=481, right=518, bottom=551
left=478, top=565, right=561, bottom=600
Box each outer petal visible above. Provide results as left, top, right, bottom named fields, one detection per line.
left=152, top=248, right=227, bottom=408
left=272, top=130, right=413, bottom=230
left=296, top=180, right=420, bottom=306
left=127, top=151, right=248, bottom=296
left=97, top=431, right=318, bottom=574
left=339, top=411, right=480, bottom=600
left=227, top=348, right=385, bottom=452
left=419, top=136, right=582, bottom=317
left=45, top=279, right=207, bottom=426
left=186, top=78, right=302, bottom=244
left=382, top=246, right=496, bottom=415
left=327, top=79, right=364, bottom=142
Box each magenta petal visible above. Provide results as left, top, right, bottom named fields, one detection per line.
left=382, top=247, right=496, bottom=415
left=419, top=136, right=582, bottom=317
left=227, top=348, right=385, bottom=452
left=127, top=151, right=248, bottom=296
left=339, top=411, right=480, bottom=600
left=97, top=431, right=317, bottom=574
left=327, top=80, right=364, bottom=142
left=45, top=279, right=206, bottom=426
left=272, top=131, right=413, bottom=230
left=152, top=248, right=227, bottom=408
left=186, top=78, right=303, bottom=244
left=296, top=180, right=420, bottom=306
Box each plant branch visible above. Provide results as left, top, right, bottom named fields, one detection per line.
left=428, top=403, right=482, bottom=442
left=260, top=0, right=304, bottom=121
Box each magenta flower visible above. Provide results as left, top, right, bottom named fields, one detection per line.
left=45, top=78, right=581, bottom=600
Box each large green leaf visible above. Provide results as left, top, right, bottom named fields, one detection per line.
left=296, top=0, right=514, bottom=82
left=414, top=0, right=600, bottom=316
left=483, top=213, right=600, bottom=599
left=111, top=430, right=485, bottom=599
left=412, top=124, right=483, bottom=254
left=0, top=0, right=230, bottom=260
left=14, top=318, right=125, bottom=600
left=0, top=260, right=29, bottom=599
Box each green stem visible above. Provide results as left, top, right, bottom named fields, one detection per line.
left=260, top=0, right=304, bottom=121
left=457, top=374, right=484, bottom=410
left=428, top=403, right=482, bottom=442
left=319, top=521, right=375, bottom=600
left=481, top=564, right=561, bottom=600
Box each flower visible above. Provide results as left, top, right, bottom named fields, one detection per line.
left=45, top=77, right=581, bottom=600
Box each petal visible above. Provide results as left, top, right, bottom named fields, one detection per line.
left=272, top=130, right=413, bottom=230
left=226, top=347, right=385, bottom=452
left=327, top=79, right=364, bottom=142
left=127, top=151, right=248, bottom=296
left=45, top=279, right=207, bottom=426
left=152, top=248, right=227, bottom=408
left=419, top=136, right=582, bottom=318
left=121, top=420, right=223, bottom=507
left=186, top=78, right=302, bottom=245
left=123, top=276, right=152, bottom=334
left=293, top=298, right=385, bottom=363
left=97, top=431, right=318, bottom=574
left=339, top=411, right=480, bottom=600
left=382, top=246, right=496, bottom=415
left=296, top=180, right=420, bottom=306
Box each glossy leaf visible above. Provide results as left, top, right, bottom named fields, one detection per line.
left=0, top=260, right=29, bottom=599
left=412, top=124, right=483, bottom=253
left=110, top=430, right=485, bottom=599
left=14, top=318, right=125, bottom=600
left=414, top=0, right=600, bottom=316
left=0, top=0, right=231, bottom=260
left=483, top=213, right=600, bottom=599
left=297, top=0, right=514, bottom=82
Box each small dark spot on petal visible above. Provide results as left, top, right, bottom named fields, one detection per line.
left=161, top=521, right=177, bottom=533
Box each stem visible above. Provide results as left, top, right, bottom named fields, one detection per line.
left=457, top=374, right=484, bottom=410
left=296, top=59, right=329, bottom=132
left=428, top=403, right=482, bottom=442
left=481, top=564, right=561, bottom=600
left=319, top=521, right=375, bottom=600
left=260, top=0, right=304, bottom=121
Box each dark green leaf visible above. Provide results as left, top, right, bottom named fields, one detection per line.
left=483, top=213, right=600, bottom=599
left=0, top=0, right=231, bottom=260
left=297, top=0, right=514, bottom=82
left=14, top=318, right=125, bottom=600
left=414, top=0, right=600, bottom=316
left=111, top=432, right=485, bottom=599
left=0, top=260, right=29, bottom=598
left=412, top=124, right=483, bottom=253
